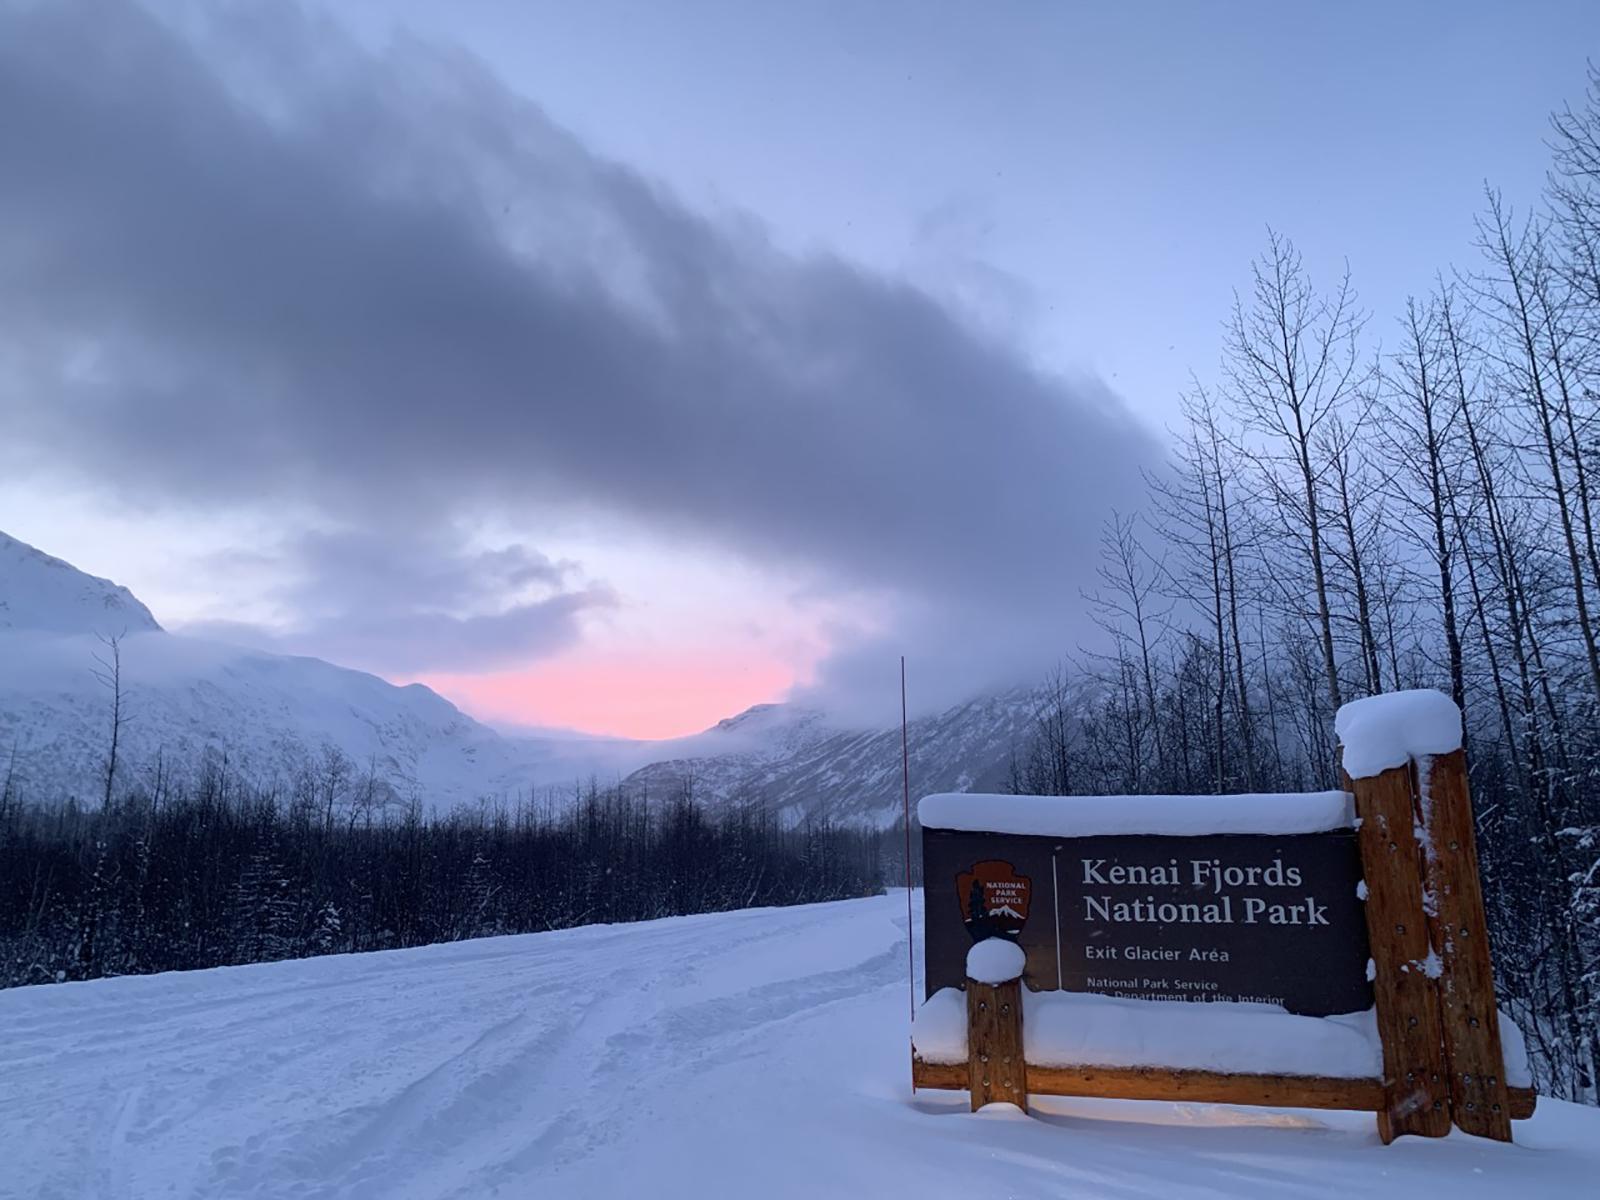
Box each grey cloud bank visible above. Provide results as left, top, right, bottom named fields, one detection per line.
left=0, top=1, right=1158, bottom=710
left=182, top=531, right=614, bottom=675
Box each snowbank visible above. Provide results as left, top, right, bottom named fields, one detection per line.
left=1335, top=689, right=1462, bottom=779
left=918, top=791, right=1354, bottom=837
left=967, top=938, right=1026, bottom=984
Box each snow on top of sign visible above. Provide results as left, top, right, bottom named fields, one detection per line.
left=917, top=790, right=1354, bottom=837
left=1335, top=689, right=1463, bottom=779
left=966, top=938, right=1026, bottom=984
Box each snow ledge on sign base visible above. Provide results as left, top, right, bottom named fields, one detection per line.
left=915, top=989, right=1380, bottom=1077
left=917, top=790, right=1354, bottom=838
left=913, top=988, right=1534, bottom=1088
left=1335, top=688, right=1463, bottom=780
left=966, top=937, right=1026, bottom=984
left=911, top=987, right=968, bottom=1063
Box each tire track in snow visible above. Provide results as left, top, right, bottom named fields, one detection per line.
left=1, top=899, right=908, bottom=1199
left=86, top=1084, right=143, bottom=1200
left=238, top=909, right=843, bottom=1198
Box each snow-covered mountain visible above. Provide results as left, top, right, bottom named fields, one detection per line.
left=621, top=687, right=1049, bottom=825
left=0, top=531, right=631, bottom=807
left=0, top=531, right=1047, bottom=821
left=0, top=533, right=161, bottom=637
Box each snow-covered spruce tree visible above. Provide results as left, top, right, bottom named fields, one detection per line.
left=230, top=845, right=299, bottom=966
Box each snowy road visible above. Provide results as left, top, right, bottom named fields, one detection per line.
left=1, top=894, right=1595, bottom=1198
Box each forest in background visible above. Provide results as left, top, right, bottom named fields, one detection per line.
left=1009, top=71, right=1600, bottom=1103
left=0, top=763, right=885, bottom=990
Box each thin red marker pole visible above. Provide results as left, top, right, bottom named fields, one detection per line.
left=902, top=655, right=916, bottom=1091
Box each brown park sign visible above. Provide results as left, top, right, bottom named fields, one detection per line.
left=923, top=827, right=1373, bottom=1016
left=914, top=718, right=1529, bottom=1144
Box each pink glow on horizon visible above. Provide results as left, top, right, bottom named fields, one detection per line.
left=419, top=652, right=800, bottom=739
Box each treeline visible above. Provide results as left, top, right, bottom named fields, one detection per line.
left=0, top=766, right=886, bottom=989
left=1012, top=72, right=1600, bottom=1102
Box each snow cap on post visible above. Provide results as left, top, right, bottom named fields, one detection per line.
left=966, top=937, right=1026, bottom=985
left=1334, top=689, right=1463, bottom=780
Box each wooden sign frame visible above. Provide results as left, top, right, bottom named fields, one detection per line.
left=912, top=745, right=1532, bottom=1144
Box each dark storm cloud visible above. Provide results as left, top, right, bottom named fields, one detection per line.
left=181, top=532, right=613, bottom=674
left=0, top=1, right=1160, bottom=704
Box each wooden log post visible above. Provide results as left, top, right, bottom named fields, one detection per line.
left=966, top=976, right=1026, bottom=1112
left=1415, top=749, right=1514, bottom=1141
left=1346, top=762, right=1453, bottom=1142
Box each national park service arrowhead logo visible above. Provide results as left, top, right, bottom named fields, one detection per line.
left=957, top=860, right=1031, bottom=943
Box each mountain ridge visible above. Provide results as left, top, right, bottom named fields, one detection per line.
left=0, top=531, right=162, bottom=636
left=0, top=531, right=1042, bottom=822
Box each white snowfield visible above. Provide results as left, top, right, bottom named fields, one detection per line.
left=2, top=896, right=1595, bottom=1199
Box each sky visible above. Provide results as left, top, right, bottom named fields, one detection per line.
left=3, top=0, right=1597, bottom=738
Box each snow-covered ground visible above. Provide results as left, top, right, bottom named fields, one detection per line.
left=2, top=895, right=1595, bottom=1199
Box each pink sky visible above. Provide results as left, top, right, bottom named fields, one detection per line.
left=419, top=650, right=800, bottom=740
